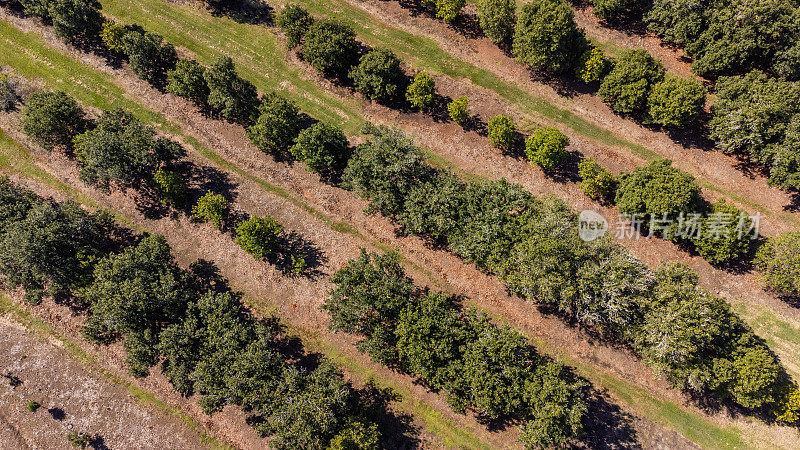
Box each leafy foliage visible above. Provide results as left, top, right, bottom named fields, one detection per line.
left=590, top=0, right=636, bottom=22
left=191, top=191, right=228, bottom=230
left=647, top=75, right=706, bottom=127
left=405, top=72, right=436, bottom=110
left=710, top=72, right=800, bottom=189
left=121, top=30, right=178, bottom=84
left=235, top=216, right=283, bottom=259
left=349, top=48, right=406, bottom=103
left=615, top=159, right=702, bottom=218
left=289, top=122, right=350, bottom=178
left=577, top=47, right=611, bottom=84
left=246, top=93, right=302, bottom=155
left=447, top=96, right=470, bottom=126
left=302, top=19, right=360, bottom=79
left=755, top=231, right=800, bottom=297
left=152, top=168, right=187, bottom=207
left=476, top=0, right=516, bottom=45
left=598, top=49, right=665, bottom=114
left=578, top=158, right=616, bottom=201
left=277, top=4, right=314, bottom=49
left=74, top=108, right=172, bottom=191
left=689, top=200, right=753, bottom=265
left=524, top=127, right=569, bottom=171
left=21, top=90, right=85, bottom=151
left=429, top=0, right=466, bottom=22
left=513, top=0, right=588, bottom=74
left=100, top=20, right=127, bottom=53
left=19, top=0, right=53, bottom=19
left=487, top=114, right=516, bottom=151
left=49, top=0, right=104, bottom=45
left=166, top=59, right=210, bottom=104
left=204, top=56, right=260, bottom=125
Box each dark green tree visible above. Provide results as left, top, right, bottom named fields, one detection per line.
left=235, top=216, right=283, bottom=259
left=289, top=122, right=350, bottom=178
left=476, top=0, right=516, bottom=45
left=689, top=200, right=753, bottom=265
left=302, top=19, right=360, bottom=79
left=21, top=90, right=85, bottom=151
left=578, top=158, right=616, bottom=201
left=277, top=4, right=315, bottom=49
left=512, top=0, right=588, bottom=74
left=349, top=48, right=406, bottom=103
left=49, top=0, right=104, bottom=44
left=647, top=75, right=706, bottom=127
left=615, top=159, right=702, bottom=220
left=122, top=30, right=178, bottom=84
left=246, top=93, right=302, bottom=155
left=598, top=49, right=665, bottom=114
left=152, top=168, right=187, bottom=207
left=204, top=56, right=260, bottom=124
left=166, top=59, right=210, bottom=104
left=755, top=232, right=800, bottom=298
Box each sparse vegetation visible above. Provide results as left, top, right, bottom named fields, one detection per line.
left=26, top=400, right=41, bottom=412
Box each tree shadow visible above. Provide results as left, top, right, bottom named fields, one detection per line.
left=785, top=190, right=800, bottom=213
left=189, top=258, right=232, bottom=294
left=207, top=0, right=274, bottom=26
left=184, top=161, right=240, bottom=209
left=360, top=380, right=422, bottom=449
left=450, top=11, right=483, bottom=40
left=526, top=67, right=597, bottom=99
left=581, top=389, right=640, bottom=449
left=48, top=407, right=65, bottom=421
left=545, top=149, right=582, bottom=184
left=2, top=372, right=22, bottom=388
left=89, top=435, right=110, bottom=450
left=269, top=230, right=328, bottom=278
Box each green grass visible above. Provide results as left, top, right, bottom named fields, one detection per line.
left=2, top=10, right=797, bottom=448
left=0, top=293, right=232, bottom=449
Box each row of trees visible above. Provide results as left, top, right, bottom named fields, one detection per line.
left=324, top=250, right=587, bottom=448
left=340, top=125, right=800, bottom=418
left=0, top=178, right=381, bottom=448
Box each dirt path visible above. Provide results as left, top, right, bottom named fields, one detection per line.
left=338, top=0, right=800, bottom=230
left=0, top=313, right=211, bottom=449
left=1, top=9, right=797, bottom=448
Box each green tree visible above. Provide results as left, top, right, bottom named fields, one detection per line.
left=405, top=72, right=436, bottom=110
left=49, top=0, right=104, bottom=45
left=349, top=48, right=406, bottom=103
left=122, top=30, right=178, bottom=84
left=152, top=168, right=187, bottom=207
left=204, top=56, right=260, bottom=124
left=246, top=93, right=302, bottom=155
left=343, top=125, right=432, bottom=217
left=647, top=75, right=706, bottom=127
left=289, top=122, right=350, bottom=178
left=578, top=158, right=616, bottom=201
left=235, top=216, right=283, bottom=259
left=302, top=19, right=360, bottom=78
left=447, top=96, right=470, bottom=126
left=755, top=232, right=800, bottom=298
left=100, top=20, right=128, bottom=53
left=476, top=0, right=516, bottom=45
left=192, top=191, right=228, bottom=229
left=615, top=159, right=702, bottom=219
left=433, top=0, right=466, bottom=22
left=598, top=49, right=665, bottom=114
left=73, top=108, right=162, bottom=191
left=524, top=127, right=569, bottom=171
left=590, top=0, right=636, bottom=22
left=166, top=59, right=210, bottom=104
left=487, top=114, right=516, bottom=151
left=577, top=47, right=611, bottom=83
left=21, top=90, right=85, bottom=151
left=277, top=4, right=314, bottom=49
left=512, top=0, right=588, bottom=74
left=689, top=200, right=753, bottom=265
left=82, top=234, right=194, bottom=376
left=19, top=0, right=53, bottom=19
left=323, top=250, right=415, bottom=366
left=399, top=171, right=465, bottom=241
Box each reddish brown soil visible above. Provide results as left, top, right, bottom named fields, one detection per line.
left=0, top=312, right=210, bottom=449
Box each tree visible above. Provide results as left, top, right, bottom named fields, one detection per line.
left=447, top=96, right=470, bottom=126
left=598, top=49, right=665, bottom=114
left=577, top=47, right=611, bottom=84
left=689, top=200, right=753, bottom=265
left=19, top=0, right=53, bottom=19
left=343, top=125, right=432, bottom=217
left=349, top=48, right=406, bottom=103
left=405, top=72, right=436, bottom=110
left=487, top=114, right=516, bottom=151
left=73, top=108, right=162, bottom=191
left=433, top=0, right=466, bottom=22
left=476, top=0, right=516, bottom=45
left=323, top=250, right=415, bottom=366
left=82, top=234, right=194, bottom=376
left=512, top=0, right=587, bottom=74
left=647, top=75, right=706, bottom=127
left=710, top=72, right=800, bottom=189
left=755, top=232, right=800, bottom=298
left=166, top=59, right=210, bottom=104
left=204, top=56, right=260, bottom=125
left=289, top=122, right=350, bottom=178
left=152, top=168, right=187, bottom=207
left=302, top=19, right=360, bottom=79
left=590, top=0, right=636, bottom=22
left=399, top=171, right=466, bottom=241
left=614, top=159, right=702, bottom=220
left=122, top=30, right=178, bottom=84
left=578, top=158, right=616, bottom=201
left=192, top=191, right=228, bottom=229
left=49, top=0, right=104, bottom=45
left=0, top=74, right=17, bottom=112
left=235, top=216, right=283, bottom=259
left=246, top=93, right=302, bottom=155
left=100, top=20, right=128, bottom=53
left=21, top=90, right=85, bottom=151
left=277, top=4, right=314, bottom=49
left=524, top=127, right=569, bottom=171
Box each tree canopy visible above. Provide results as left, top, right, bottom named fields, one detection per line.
left=513, top=0, right=587, bottom=74
left=21, top=90, right=85, bottom=151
